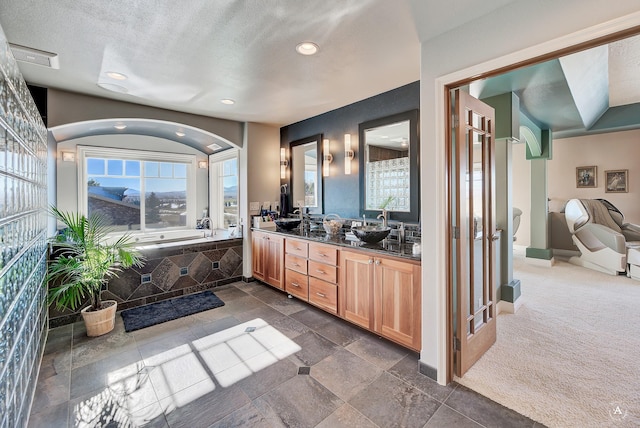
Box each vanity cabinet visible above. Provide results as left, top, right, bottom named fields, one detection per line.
left=307, top=243, right=338, bottom=314
left=284, top=239, right=339, bottom=314
left=251, top=231, right=284, bottom=289
left=340, top=250, right=421, bottom=350
left=284, top=238, right=309, bottom=300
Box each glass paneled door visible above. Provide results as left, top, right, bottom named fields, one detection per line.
left=452, top=89, right=497, bottom=377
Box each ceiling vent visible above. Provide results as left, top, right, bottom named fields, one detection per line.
left=207, top=143, right=223, bottom=151
left=9, top=44, right=59, bottom=69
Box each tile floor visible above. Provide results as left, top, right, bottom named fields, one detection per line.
left=27, top=281, right=543, bottom=428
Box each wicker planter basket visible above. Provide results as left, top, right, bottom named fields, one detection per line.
left=81, top=300, right=118, bottom=337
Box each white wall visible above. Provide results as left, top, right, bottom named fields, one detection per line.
left=241, top=122, right=281, bottom=277
left=548, top=129, right=640, bottom=223
left=56, top=134, right=209, bottom=220
left=511, top=129, right=640, bottom=248
left=416, top=1, right=640, bottom=383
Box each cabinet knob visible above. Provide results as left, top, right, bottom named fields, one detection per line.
left=319, top=253, right=327, bottom=257
left=375, top=260, right=381, bottom=265
left=368, top=259, right=374, bottom=264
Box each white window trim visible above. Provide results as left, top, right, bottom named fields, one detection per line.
left=77, top=145, right=197, bottom=233
left=209, top=148, right=239, bottom=229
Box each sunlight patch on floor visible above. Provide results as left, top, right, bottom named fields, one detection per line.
left=71, top=318, right=301, bottom=426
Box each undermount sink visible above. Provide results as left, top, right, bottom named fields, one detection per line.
left=351, top=225, right=391, bottom=244
left=274, top=218, right=302, bottom=231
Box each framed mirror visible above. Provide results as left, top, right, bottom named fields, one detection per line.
left=289, top=134, right=323, bottom=214
left=359, top=110, right=419, bottom=223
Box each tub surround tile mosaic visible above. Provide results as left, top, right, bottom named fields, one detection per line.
left=48, top=238, right=243, bottom=328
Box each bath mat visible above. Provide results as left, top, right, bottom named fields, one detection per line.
left=121, top=291, right=225, bottom=332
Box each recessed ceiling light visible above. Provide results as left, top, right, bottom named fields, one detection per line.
left=207, top=143, right=222, bottom=151
left=106, top=71, right=127, bottom=80
left=114, top=123, right=127, bottom=130
left=175, top=131, right=186, bottom=137
left=220, top=99, right=235, bottom=105
left=296, top=42, right=319, bottom=56
left=97, top=82, right=128, bottom=93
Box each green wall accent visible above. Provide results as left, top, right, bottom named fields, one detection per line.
left=482, top=92, right=520, bottom=140
left=522, top=113, right=552, bottom=159
left=499, top=279, right=522, bottom=303
left=526, top=247, right=554, bottom=260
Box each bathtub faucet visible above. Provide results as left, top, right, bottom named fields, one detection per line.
left=199, top=217, right=213, bottom=236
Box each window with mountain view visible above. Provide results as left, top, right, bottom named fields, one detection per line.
left=210, top=149, right=239, bottom=229
left=78, top=147, right=196, bottom=233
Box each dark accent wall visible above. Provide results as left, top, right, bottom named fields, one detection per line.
left=49, top=238, right=243, bottom=327
left=0, top=30, right=49, bottom=428
left=280, top=81, right=420, bottom=219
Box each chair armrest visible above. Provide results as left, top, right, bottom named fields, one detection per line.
left=622, top=223, right=640, bottom=242
left=575, top=223, right=626, bottom=253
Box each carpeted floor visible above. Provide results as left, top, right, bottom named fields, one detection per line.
left=456, top=255, right=640, bottom=428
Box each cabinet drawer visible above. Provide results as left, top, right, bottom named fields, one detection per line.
left=308, top=260, right=337, bottom=284
left=285, top=269, right=308, bottom=300
left=286, top=239, right=308, bottom=258
left=309, top=243, right=337, bottom=265
left=285, top=253, right=307, bottom=274
left=309, top=277, right=337, bottom=314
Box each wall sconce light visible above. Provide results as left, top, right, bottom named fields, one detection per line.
left=61, top=151, right=75, bottom=162
left=198, top=160, right=208, bottom=169
left=344, top=134, right=354, bottom=175
left=323, top=139, right=333, bottom=177
left=280, top=147, right=289, bottom=179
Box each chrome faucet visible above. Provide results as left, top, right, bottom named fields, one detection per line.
left=377, top=209, right=388, bottom=228
left=200, top=217, right=213, bottom=237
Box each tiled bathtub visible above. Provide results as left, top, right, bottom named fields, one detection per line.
left=48, top=234, right=243, bottom=327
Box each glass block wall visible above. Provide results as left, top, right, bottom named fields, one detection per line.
left=0, top=27, right=49, bottom=428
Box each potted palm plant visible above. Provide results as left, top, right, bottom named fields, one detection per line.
left=47, top=207, right=145, bottom=336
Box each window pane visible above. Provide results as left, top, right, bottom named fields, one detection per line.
left=87, top=176, right=141, bottom=232
left=84, top=151, right=193, bottom=234
left=174, top=163, right=187, bottom=178
left=223, top=158, right=237, bottom=176
left=125, top=160, right=140, bottom=176
left=87, top=158, right=104, bottom=175
left=107, top=159, right=123, bottom=176
left=223, top=175, right=238, bottom=227
left=144, top=177, right=187, bottom=229
left=145, top=161, right=159, bottom=177
left=159, top=162, right=173, bottom=178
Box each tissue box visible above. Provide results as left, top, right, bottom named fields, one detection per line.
left=253, top=217, right=276, bottom=229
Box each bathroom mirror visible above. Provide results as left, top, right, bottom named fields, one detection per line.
left=289, top=134, right=323, bottom=214
left=359, top=110, right=419, bottom=223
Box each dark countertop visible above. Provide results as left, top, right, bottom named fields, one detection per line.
left=252, top=227, right=421, bottom=262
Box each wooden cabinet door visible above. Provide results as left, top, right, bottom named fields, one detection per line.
left=340, top=250, right=374, bottom=330
left=251, top=232, right=267, bottom=281
left=374, top=256, right=421, bottom=350
left=265, top=234, right=284, bottom=289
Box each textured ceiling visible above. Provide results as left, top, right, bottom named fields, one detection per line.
left=0, top=0, right=421, bottom=126
left=1, top=0, right=639, bottom=144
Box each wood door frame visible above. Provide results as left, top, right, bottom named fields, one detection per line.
left=442, top=22, right=640, bottom=384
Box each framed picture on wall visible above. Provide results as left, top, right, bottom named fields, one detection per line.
left=576, top=166, right=597, bottom=188
left=605, top=169, right=628, bottom=193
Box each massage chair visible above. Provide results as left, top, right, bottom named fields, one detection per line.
left=564, top=198, right=640, bottom=278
